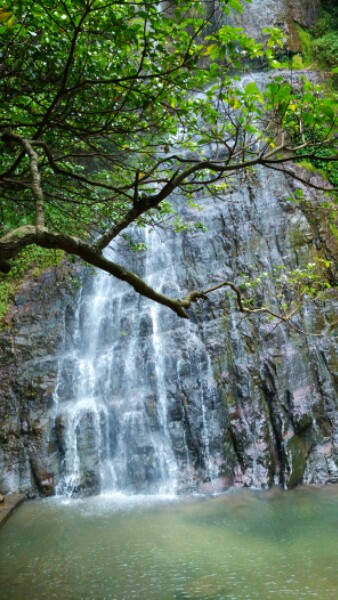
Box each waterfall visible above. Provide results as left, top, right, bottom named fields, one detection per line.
left=46, top=66, right=337, bottom=498
left=52, top=148, right=338, bottom=498
left=53, top=225, right=226, bottom=497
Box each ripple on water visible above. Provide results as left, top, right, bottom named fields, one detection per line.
left=0, top=487, right=337, bottom=600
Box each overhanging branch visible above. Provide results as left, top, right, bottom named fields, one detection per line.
left=0, top=226, right=188, bottom=318
left=0, top=227, right=331, bottom=332
left=95, top=148, right=337, bottom=250
left=180, top=280, right=319, bottom=335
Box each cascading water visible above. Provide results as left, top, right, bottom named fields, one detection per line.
left=53, top=225, right=226, bottom=497
left=51, top=72, right=338, bottom=497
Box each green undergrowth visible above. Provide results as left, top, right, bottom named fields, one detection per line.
left=0, top=247, right=64, bottom=322
left=277, top=3, right=338, bottom=84
left=304, top=3, right=337, bottom=83
left=297, top=147, right=338, bottom=191
left=296, top=25, right=313, bottom=66
left=312, top=1, right=338, bottom=75
left=289, top=5, right=338, bottom=208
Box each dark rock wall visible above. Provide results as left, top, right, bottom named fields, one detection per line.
left=175, top=166, right=337, bottom=490
left=0, top=265, right=80, bottom=495
left=228, top=0, right=321, bottom=52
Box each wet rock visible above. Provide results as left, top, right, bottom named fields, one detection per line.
left=30, top=459, right=55, bottom=497
left=285, top=433, right=314, bottom=488
left=228, top=0, right=321, bottom=52
left=0, top=261, right=81, bottom=496
left=292, top=412, right=313, bottom=434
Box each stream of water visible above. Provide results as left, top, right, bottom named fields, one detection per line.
left=53, top=223, right=226, bottom=497
left=0, top=486, right=337, bottom=600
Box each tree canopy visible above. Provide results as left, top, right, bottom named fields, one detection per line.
left=0, top=0, right=337, bottom=318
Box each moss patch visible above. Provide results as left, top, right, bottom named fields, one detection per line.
left=286, top=434, right=314, bottom=488
left=0, top=247, right=64, bottom=321
left=296, top=25, right=313, bottom=65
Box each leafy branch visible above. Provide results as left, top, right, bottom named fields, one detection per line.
left=0, top=1, right=337, bottom=323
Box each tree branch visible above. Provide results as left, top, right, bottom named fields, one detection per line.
left=180, top=280, right=320, bottom=335
left=0, top=226, right=332, bottom=333
left=94, top=147, right=337, bottom=250
left=0, top=226, right=188, bottom=318
left=2, top=132, right=45, bottom=229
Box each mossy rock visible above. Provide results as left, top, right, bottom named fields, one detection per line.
left=286, top=434, right=313, bottom=488
left=292, top=412, right=313, bottom=434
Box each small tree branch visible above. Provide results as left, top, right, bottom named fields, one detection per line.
left=1, top=132, right=45, bottom=229
left=32, top=141, right=134, bottom=198
left=180, top=279, right=316, bottom=334
left=94, top=146, right=338, bottom=250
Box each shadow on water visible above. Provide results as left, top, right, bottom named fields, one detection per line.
left=184, top=487, right=327, bottom=539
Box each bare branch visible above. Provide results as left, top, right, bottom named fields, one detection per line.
left=32, top=141, right=134, bottom=198
left=180, top=280, right=321, bottom=335
left=0, top=225, right=333, bottom=334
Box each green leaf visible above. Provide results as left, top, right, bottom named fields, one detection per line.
left=227, top=0, right=244, bottom=12
left=245, top=82, right=260, bottom=95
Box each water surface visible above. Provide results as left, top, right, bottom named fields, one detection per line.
left=0, top=486, right=337, bottom=600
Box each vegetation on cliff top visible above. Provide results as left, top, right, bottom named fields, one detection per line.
left=0, top=0, right=337, bottom=320
left=313, top=0, right=338, bottom=74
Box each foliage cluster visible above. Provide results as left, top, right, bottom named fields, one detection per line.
left=284, top=5, right=338, bottom=199
left=307, top=1, right=338, bottom=78
left=0, top=0, right=337, bottom=319
left=239, top=259, right=333, bottom=308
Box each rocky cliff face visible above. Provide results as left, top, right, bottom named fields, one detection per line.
left=0, top=165, right=336, bottom=497
left=164, top=166, right=337, bottom=492
left=229, top=0, right=321, bottom=51
left=0, top=265, right=80, bottom=495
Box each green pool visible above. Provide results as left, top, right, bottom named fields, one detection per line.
left=0, top=486, right=337, bottom=599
